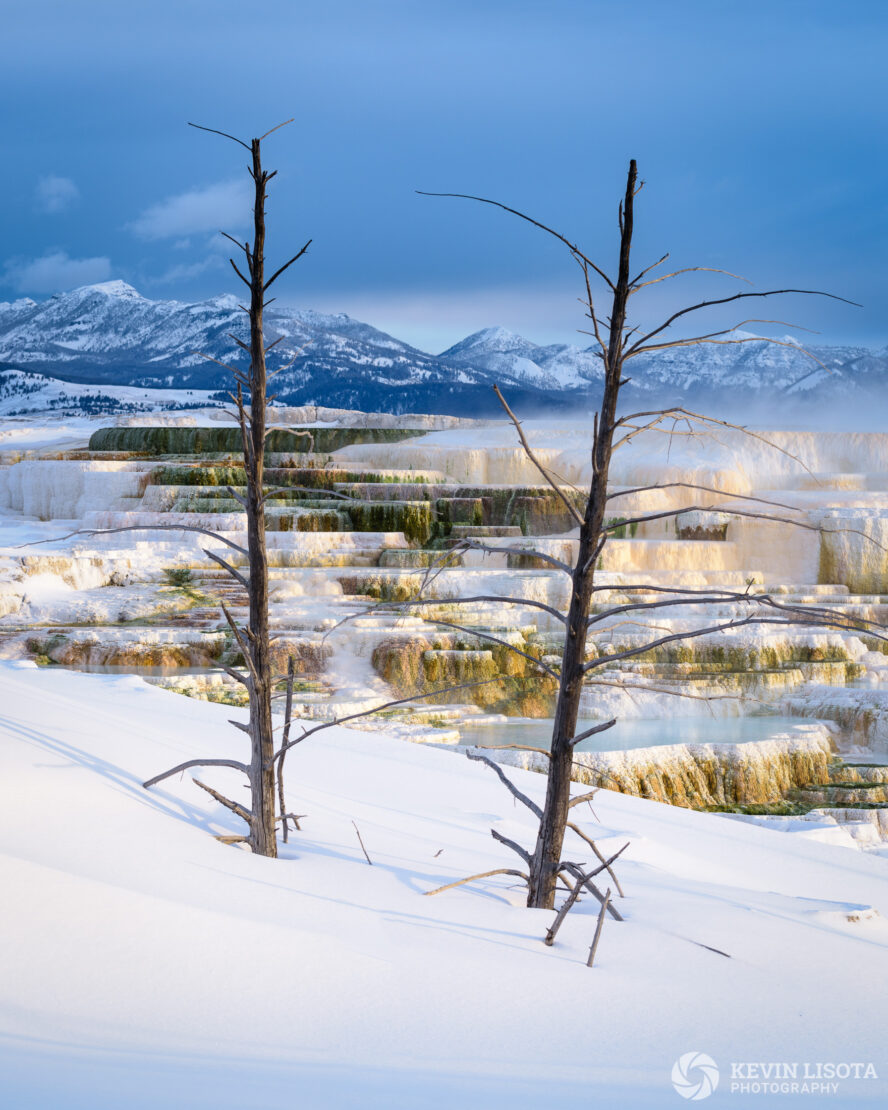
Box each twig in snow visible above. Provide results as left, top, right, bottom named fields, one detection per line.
left=586, top=889, right=612, bottom=967
left=352, top=820, right=373, bottom=866
left=423, top=868, right=529, bottom=897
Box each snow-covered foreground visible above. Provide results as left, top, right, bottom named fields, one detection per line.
left=1, top=664, right=887, bottom=1108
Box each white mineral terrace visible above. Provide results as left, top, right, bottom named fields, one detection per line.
left=2, top=409, right=888, bottom=848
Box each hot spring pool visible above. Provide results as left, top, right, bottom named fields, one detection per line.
left=457, top=715, right=810, bottom=753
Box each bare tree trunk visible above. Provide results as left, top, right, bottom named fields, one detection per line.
left=526, top=161, right=637, bottom=908
left=244, top=137, right=276, bottom=858
left=168, top=120, right=309, bottom=857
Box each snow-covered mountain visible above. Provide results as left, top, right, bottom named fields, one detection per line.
left=629, top=332, right=880, bottom=397
left=0, top=282, right=539, bottom=415
left=0, top=282, right=884, bottom=416
left=440, top=327, right=603, bottom=391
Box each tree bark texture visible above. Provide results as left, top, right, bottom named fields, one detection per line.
left=245, top=137, right=276, bottom=858
left=526, top=160, right=637, bottom=908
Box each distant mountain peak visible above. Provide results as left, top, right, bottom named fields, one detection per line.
left=53, top=281, right=144, bottom=304
left=467, top=325, right=520, bottom=344
left=205, top=292, right=240, bottom=311
left=441, top=325, right=522, bottom=355
left=75, top=280, right=143, bottom=299
left=0, top=297, right=37, bottom=313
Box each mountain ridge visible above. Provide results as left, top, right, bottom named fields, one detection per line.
left=0, top=281, right=884, bottom=416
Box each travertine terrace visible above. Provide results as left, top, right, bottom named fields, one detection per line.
left=2, top=406, right=888, bottom=844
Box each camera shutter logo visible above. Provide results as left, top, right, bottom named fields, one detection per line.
left=671, top=1052, right=720, bottom=1100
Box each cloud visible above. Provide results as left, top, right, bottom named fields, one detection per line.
left=35, top=175, right=80, bottom=214
left=128, top=179, right=251, bottom=240
left=150, top=256, right=224, bottom=285
left=3, top=251, right=112, bottom=293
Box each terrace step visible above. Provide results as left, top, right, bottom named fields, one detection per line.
left=449, top=525, right=524, bottom=539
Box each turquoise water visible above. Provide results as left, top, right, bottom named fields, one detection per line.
left=457, top=715, right=807, bottom=753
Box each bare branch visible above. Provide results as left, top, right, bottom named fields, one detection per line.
left=187, top=121, right=250, bottom=150
left=16, top=524, right=248, bottom=558
left=271, top=677, right=508, bottom=763
left=545, top=844, right=628, bottom=945
left=259, top=117, right=295, bottom=140
left=588, top=591, right=757, bottom=626
left=202, top=547, right=249, bottom=589
left=319, top=594, right=567, bottom=651
left=591, top=583, right=751, bottom=597
left=229, top=258, right=251, bottom=287
left=143, top=758, right=249, bottom=789
left=568, top=791, right=600, bottom=810
left=191, top=350, right=245, bottom=379
left=263, top=426, right=314, bottom=449
left=586, top=889, right=612, bottom=966
left=452, top=537, right=573, bottom=575
left=627, top=333, right=831, bottom=375
left=220, top=601, right=259, bottom=683
left=584, top=678, right=744, bottom=706
left=279, top=654, right=295, bottom=844
left=422, top=617, right=560, bottom=679
left=225, top=484, right=248, bottom=508
left=491, top=827, right=532, bottom=865
left=628, top=251, right=669, bottom=287
left=624, top=287, right=860, bottom=359
left=466, top=750, right=543, bottom=818
left=607, top=482, right=803, bottom=513
left=220, top=231, right=249, bottom=256
left=259, top=484, right=358, bottom=508
left=472, top=743, right=552, bottom=758
left=566, top=826, right=626, bottom=897
left=630, top=265, right=752, bottom=294
left=544, top=871, right=587, bottom=945
left=352, top=820, right=373, bottom=865
left=192, top=777, right=253, bottom=825
left=227, top=332, right=251, bottom=354
left=267, top=342, right=311, bottom=377
left=574, top=255, right=608, bottom=364
left=602, top=502, right=888, bottom=558
left=220, top=664, right=251, bottom=688
left=264, top=239, right=312, bottom=290
left=424, top=868, right=529, bottom=897
left=561, top=861, right=623, bottom=921
left=583, top=609, right=887, bottom=672
left=416, top=190, right=615, bottom=290
left=569, top=720, right=616, bottom=746
left=395, top=593, right=568, bottom=626
left=277, top=812, right=304, bottom=832
left=493, top=385, right=584, bottom=527
left=613, top=407, right=820, bottom=480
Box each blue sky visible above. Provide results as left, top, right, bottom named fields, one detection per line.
left=2, top=0, right=884, bottom=352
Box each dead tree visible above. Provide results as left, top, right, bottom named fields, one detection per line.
left=420, top=161, right=863, bottom=909
left=142, top=120, right=310, bottom=857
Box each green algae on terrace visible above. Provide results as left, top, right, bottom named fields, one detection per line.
left=89, top=426, right=427, bottom=455
left=371, top=630, right=558, bottom=716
